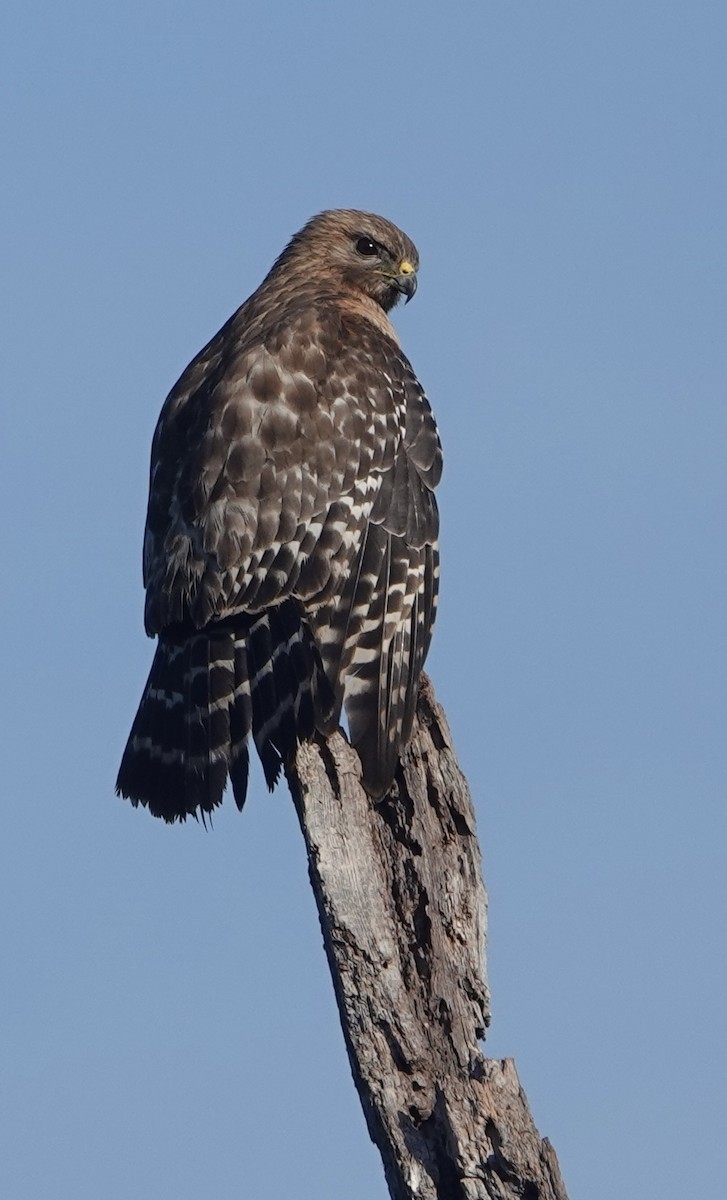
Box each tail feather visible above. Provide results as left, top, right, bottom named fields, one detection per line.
left=228, top=635, right=252, bottom=811
left=182, top=630, right=234, bottom=817
left=246, top=611, right=285, bottom=788
left=116, top=599, right=334, bottom=823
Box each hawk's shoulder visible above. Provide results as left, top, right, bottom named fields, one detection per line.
left=142, top=293, right=436, bottom=635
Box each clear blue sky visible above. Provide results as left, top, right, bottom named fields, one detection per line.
left=2, top=3, right=725, bottom=1197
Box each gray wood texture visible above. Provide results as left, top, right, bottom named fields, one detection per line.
left=289, top=676, right=569, bottom=1200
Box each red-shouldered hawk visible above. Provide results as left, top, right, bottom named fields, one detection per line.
left=116, top=210, right=442, bottom=822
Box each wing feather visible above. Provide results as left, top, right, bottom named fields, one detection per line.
left=141, top=296, right=440, bottom=799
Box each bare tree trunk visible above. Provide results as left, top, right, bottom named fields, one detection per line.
left=288, top=675, right=569, bottom=1200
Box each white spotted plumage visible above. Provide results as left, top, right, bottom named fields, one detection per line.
left=117, top=210, right=442, bottom=821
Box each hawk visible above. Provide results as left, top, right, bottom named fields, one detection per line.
left=116, top=210, right=442, bottom=822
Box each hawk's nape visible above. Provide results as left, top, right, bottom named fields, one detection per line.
left=116, top=209, right=442, bottom=822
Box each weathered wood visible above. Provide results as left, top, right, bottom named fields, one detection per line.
left=289, top=675, right=569, bottom=1200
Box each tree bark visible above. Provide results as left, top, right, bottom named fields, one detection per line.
left=288, top=675, right=569, bottom=1200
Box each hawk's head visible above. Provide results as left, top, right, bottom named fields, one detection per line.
left=276, top=209, right=419, bottom=313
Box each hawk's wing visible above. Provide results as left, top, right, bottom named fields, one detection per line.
left=142, top=297, right=441, bottom=794
left=313, top=349, right=442, bottom=793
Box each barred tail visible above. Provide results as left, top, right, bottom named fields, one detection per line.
left=116, top=600, right=335, bottom=823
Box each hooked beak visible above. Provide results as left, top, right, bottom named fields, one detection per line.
left=394, top=259, right=418, bottom=303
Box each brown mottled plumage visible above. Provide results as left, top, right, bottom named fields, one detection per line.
left=116, top=210, right=442, bottom=822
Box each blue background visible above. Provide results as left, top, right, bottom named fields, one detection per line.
left=3, top=3, right=725, bottom=1197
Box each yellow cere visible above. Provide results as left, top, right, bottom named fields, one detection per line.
left=398, top=260, right=415, bottom=275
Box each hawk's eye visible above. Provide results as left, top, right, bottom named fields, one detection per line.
left=355, top=236, right=378, bottom=257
